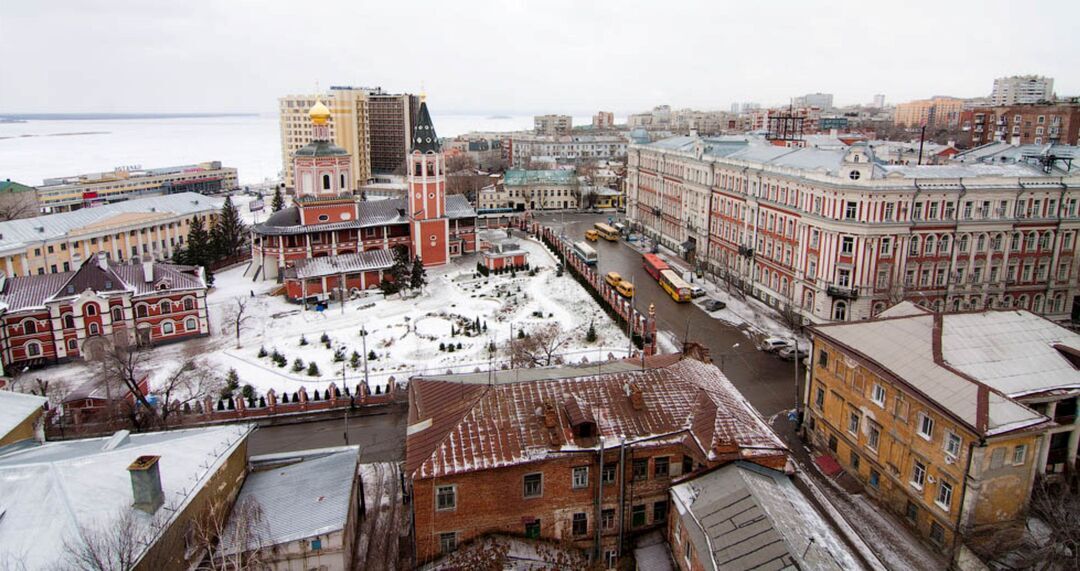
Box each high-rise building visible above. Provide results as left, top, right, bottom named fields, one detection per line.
left=893, top=96, right=965, bottom=128
left=534, top=114, right=572, bottom=136
left=872, top=94, right=886, bottom=108
left=592, top=111, right=615, bottom=129
left=368, top=91, right=420, bottom=174
left=280, top=87, right=372, bottom=191
left=991, top=75, right=1054, bottom=106
left=793, top=92, right=833, bottom=109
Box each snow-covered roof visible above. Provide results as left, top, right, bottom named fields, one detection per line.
left=219, top=446, right=359, bottom=555
left=0, top=424, right=253, bottom=570
left=670, top=462, right=863, bottom=571
left=406, top=357, right=787, bottom=479
left=254, top=195, right=476, bottom=236
left=812, top=311, right=1062, bottom=436
left=290, top=250, right=394, bottom=280
left=0, top=192, right=221, bottom=255
left=0, top=390, right=46, bottom=442
left=877, top=301, right=932, bottom=318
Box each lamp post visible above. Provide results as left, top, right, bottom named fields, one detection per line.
left=718, top=343, right=740, bottom=373
left=791, top=335, right=801, bottom=414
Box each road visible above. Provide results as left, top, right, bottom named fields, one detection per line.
left=247, top=407, right=407, bottom=461
left=534, top=212, right=801, bottom=417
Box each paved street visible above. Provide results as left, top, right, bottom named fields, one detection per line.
left=533, top=212, right=802, bottom=417
left=248, top=407, right=407, bottom=461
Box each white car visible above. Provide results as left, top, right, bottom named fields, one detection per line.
left=759, top=337, right=793, bottom=352
left=689, top=286, right=706, bottom=299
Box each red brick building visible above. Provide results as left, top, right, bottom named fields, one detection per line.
left=962, top=103, right=1080, bottom=147
left=250, top=99, right=477, bottom=301
left=405, top=355, right=788, bottom=567
left=0, top=253, right=209, bottom=372
left=479, top=239, right=528, bottom=271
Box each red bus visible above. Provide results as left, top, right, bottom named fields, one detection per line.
left=642, top=254, right=669, bottom=281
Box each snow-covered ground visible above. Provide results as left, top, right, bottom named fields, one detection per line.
left=27, top=235, right=631, bottom=400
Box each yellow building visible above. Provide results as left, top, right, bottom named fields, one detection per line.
left=0, top=391, right=47, bottom=446
left=35, top=162, right=237, bottom=214
left=801, top=302, right=1068, bottom=554
left=280, top=88, right=372, bottom=190
left=0, top=192, right=220, bottom=277
left=893, top=96, right=965, bottom=128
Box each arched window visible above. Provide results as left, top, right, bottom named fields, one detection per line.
left=909, top=236, right=920, bottom=256
left=160, top=300, right=172, bottom=314
left=340, top=173, right=346, bottom=189
left=322, top=174, right=331, bottom=190
left=833, top=301, right=848, bottom=321
left=63, top=314, right=74, bottom=329
left=977, top=235, right=986, bottom=251
left=88, top=322, right=100, bottom=336
left=183, top=298, right=195, bottom=311
left=1018, top=295, right=1029, bottom=309
left=26, top=341, right=41, bottom=357
left=23, top=320, right=36, bottom=334
left=1027, top=232, right=1037, bottom=252
left=1034, top=294, right=1045, bottom=313
left=112, top=306, right=123, bottom=322
left=136, top=304, right=148, bottom=318
left=958, top=235, right=969, bottom=252
left=67, top=338, right=77, bottom=351
left=84, top=303, right=97, bottom=316
left=162, top=321, right=175, bottom=335
left=185, top=317, right=197, bottom=331
left=925, top=236, right=935, bottom=255
left=939, top=236, right=950, bottom=253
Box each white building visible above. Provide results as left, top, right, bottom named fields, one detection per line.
left=509, top=134, right=627, bottom=167
left=991, top=75, right=1055, bottom=106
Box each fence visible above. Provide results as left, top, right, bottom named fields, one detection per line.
left=533, top=224, right=658, bottom=356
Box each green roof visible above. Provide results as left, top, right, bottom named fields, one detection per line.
left=0, top=180, right=36, bottom=194
left=503, top=169, right=576, bottom=186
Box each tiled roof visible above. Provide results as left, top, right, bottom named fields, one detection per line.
left=445, top=193, right=477, bottom=219
left=290, top=250, right=394, bottom=280
left=405, top=357, right=786, bottom=479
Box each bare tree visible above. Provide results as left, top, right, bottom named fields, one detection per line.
left=507, top=324, right=572, bottom=367
left=445, top=153, right=477, bottom=174
left=973, top=479, right=1080, bottom=570
left=157, top=360, right=223, bottom=428
left=192, top=496, right=268, bottom=571
left=0, top=192, right=40, bottom=222
left=221, top=297, right=253, bottom=349
left=58, top=509, right=158, bottom=571
left=99, top=345, right=155, bottom=429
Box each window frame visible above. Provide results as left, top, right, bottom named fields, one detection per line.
left=572, top=466, right=589, bottom=489
left=435, top=484, right=457, bottom=512
left=871, top=383, right=886, bottom=407
left=944, top=431, right=962, bottom=460
left=935, top=480, right=953, bottom=512
left=917, top=412, right=935, bottom=441
left=523, top=473, right=543, bottom=499
left=911, top=460, right=927, bottom=490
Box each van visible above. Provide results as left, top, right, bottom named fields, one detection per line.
left=616, top=280, right=635, bottom=298
left=605, top=271, right=622, bottom=287
left=585, top=229, right=599, bottom=242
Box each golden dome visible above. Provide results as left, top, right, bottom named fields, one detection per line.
left=309, top=100, right=331, bottom=125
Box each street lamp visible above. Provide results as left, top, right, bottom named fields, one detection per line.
left=718, top=343, right=740, bottom=373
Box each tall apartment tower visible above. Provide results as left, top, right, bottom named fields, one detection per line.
left=991, top=75, right=1054, bottom=106
left=872, top=94, right=886, bottom=108
left=368, top=91, right=420, bottom=174
left=279, top=87, right=372, bottom=191
left=534, top=114, right=572, bottom=136
left=407, top=98, right=451, bottom=267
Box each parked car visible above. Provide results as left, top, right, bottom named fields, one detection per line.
left=689, top=286, right=706, bottom=299
left=702, top=299, right=726, bottom=312
left=759, top=337, right=793, bottom=352
left=778, top=346, right=810, bottom=361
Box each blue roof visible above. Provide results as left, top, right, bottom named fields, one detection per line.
left=503, top=169, right=576, bottom=186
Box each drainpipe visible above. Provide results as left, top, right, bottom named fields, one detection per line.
left=616, top=436, right=627, bottom=559
left=594, top=435, right=604, bottom=560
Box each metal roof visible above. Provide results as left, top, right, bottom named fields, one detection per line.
left=291, top=249, right=394, bottom=279
left=219, top=446, right=360, bottom=554
left=0, top=391, right=46, bottom=442
left=255, top=195, right=475, bottom=236
left=671, top=462, right=863, bottom=571
left=503, top=169, right=577, bottom=186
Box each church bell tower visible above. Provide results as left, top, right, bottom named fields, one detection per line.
left=406, top=97, right=450, bottom=267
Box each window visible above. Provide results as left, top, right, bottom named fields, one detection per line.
left=905, top=501, right=919, bottom=522
left=880, top=237, right=892, bottom=256
left=944, top=432, right=962, bottom=460
left=439, top=532, right=457, bottom=554
left=884, top=202, right=895, bottom=221
left=111, top=307, right=123, bottom=322
left=869, top=469, right=880, bottom=489
left=160, top=300, right=172, bottom=313
left=84, top=304, right=97, bottom=316
left=631, top=504, right=646, bottom=527
left=936, top=481, right=953, bottom=511
left=653, top=500, right=668, bottom=522
left=814, top=386, right=825, bottom=410
left=845, top=202, right=857, bottom=220
left=605, top=550, right=618, bottom=570
left=572, top=512, right=588, bottom=536
left=911, top=460, right=927, bottom=489
left=917, top=412, right=935, bottom=440
left=867, top=422, right=880, bottom=452
left=63, top=314, right=75, bottom=329
left=523, top=473, right=543, bottom=498
left=572, top=466, right=589, bottom=489
left=841, top=236, right=854, bottom=256
left=322, top=174, right=331, bottom=190
left=828, top=434, right=838, bottom=452
left=601, top=508, right=615, bottom=530
left=847, top=410, right=860, bottom=435
left=653, top=457, right=669, bottom=478
left=632, top=459, right=648, bottom=481
left=88, top=322, right=100, bottom=336
left=185, top=317, right=197, bottom=331
left=136, top=305, right=148, bottom=318
left=602, top=463, right=616, bottom=484
left=436, top=485, right=456, bottom=511
left=818, top=349, right=829, bottom=368
left=1013, top=445, right=1027, bottom=465
left=162, top=321, right=174, bottom=335
left=26, top=342, right=41, bottom=357
left=851, top=451, right=861, bottom=471
left=871, top=384, right=886, bottom=407
left=929, top=522, right=945, bottom=546
left=183, top=297, right=195, bottom=311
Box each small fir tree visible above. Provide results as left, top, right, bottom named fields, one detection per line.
left=586, top=321, right=597, bottom=343
left=299, top=335, right=308, bottom=346
left=409, top=255, right=427, bottom=291
left=271, top=186, right=285, bottom=212
left=307, top=362, right=321, bottom=376
left=292, top=358, right=305, bottom=372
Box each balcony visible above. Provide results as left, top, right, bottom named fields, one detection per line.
left=738, top=245, right=754, bottom=259
left=826, top=284, right=859, bottom=300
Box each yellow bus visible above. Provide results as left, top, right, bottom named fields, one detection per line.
left=605, top=271, right=622, bottom=287
left=658, top=269, right=691, bottom=302
left=594, top=223, right=619, bottom=241
left=585, top=229, right=599, bottom=241
left=616, top=280, right=635, bottom=298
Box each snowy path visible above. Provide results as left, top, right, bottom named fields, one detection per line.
left=355, top=462, right=407, bottom=571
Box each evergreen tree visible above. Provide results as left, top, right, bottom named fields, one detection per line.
left=271, top=186, right=285, bottom=212
left=385, top=245, right=410, bottom=292
left=292, top=358, right=305, bottom=372
left=586, top=321, right=598, bottom=343
left=307, top=362, right=320, bottom=376
left=409, top=255, right=427, bottom=291
left=184, top=214, right=216, bottom=285
left=350, top=350, right=361, bottom=369
left=211, top=196, right=248, bottom=259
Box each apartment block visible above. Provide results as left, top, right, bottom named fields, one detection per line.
left=368, top=91, right=419, bottom=174
left=593, top=111, right=615, bottom=130
left=280, top=87, right=372, bottom=190
left=894, top=96, right=965, bottom=128
left=963, top=103, right=1080, bottom=147
left=991, top=75, right=1054, bottom=106
left=534, top=114, right=573, bottom=136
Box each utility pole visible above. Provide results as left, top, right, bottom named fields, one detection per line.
left=360, top=328, right=369, bottom=388
left=342, top=359, right=349, bottom=445
left=917, top=124, right=927, bottom=165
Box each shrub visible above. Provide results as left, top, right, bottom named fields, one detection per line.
left=447, top=344, right=455, bottom=353
left=292, top=358, right=305, bottom=372
left=439, top=342, right=446, bottom=351
left=257, top=346, right=268, bottom=358
left=517, top=329, right=525, bottom=339
left=299, top=335, right=308, bottom=346
left=456, top=342, right=462, bottom=350
left=350, top=351, right=361, bottom=368
left=586, top=322, right=598, bottom=343
left=320, top=332, right=330, bottom=344
left=241, top=384, right=255, bottom=400
left=307, top=362, right=321, bottom=376
left=333, top=347, right=346, bottom=362
left=368, top=350, right=377, bottom=361
left=258, top=396, right=266, bottom=407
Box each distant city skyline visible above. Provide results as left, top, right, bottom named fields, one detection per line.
left=1, top=0, right=1078, bottom=116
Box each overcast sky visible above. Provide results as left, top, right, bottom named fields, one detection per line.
left=2, top=0, right=1077, bottom=116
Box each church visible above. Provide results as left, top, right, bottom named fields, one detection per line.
left=248, top=98, right=477, bottom=302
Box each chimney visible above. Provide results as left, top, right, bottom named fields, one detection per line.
left=628, top=384, right=645, bottom=411
left=142, top=260, right=154, bottom=283
left=127, top=455, right=164, bottom=514
left=97, top=251, right=109, bottom=270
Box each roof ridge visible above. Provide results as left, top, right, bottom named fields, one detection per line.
left=413, top=383, right=490, bottom=478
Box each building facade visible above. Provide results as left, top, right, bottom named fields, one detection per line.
left=253, top=99, right=477, bottom=294
left=801, top=305, right=1077, bottom=552
left=36, top=162, right=236, bottom=214
left=592, top=111, right=615, bottom=130
left=509, top=134, right=628, bottom=167
left=406, top=356, right=788, bottom=566
left=626, top=136, right=1080, bottom=324
left=368, top=91, right=420, bottom=174
left=280, top=87, right=372, bottom=190
left=0, top=253, right=210, bottom=371
left=894, top=97, right=966, bottom=128
left=0, top=192, right=220, bottom=278
left=962, top=104, right=1080, bottom=147
left=502, top=169, right=579, bottom=211
left=534, top=114, right=572, bottom=136
left=991, top=75, right=1054, bottom=106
